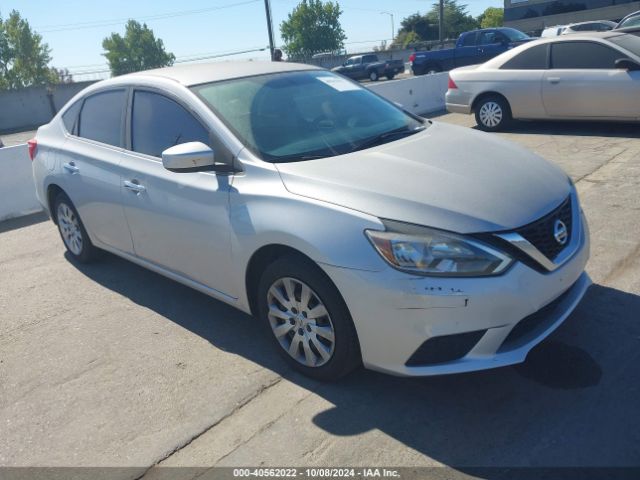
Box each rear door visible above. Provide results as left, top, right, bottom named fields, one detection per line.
left=57, top=89, right=134, bottom=254
left=454, top=32, right=480, bottom=68
left=476, top=30, right=508, bottom=63
left=542, top=41, right=640, bottom=118
left=119, top=88, right=234, bottom=297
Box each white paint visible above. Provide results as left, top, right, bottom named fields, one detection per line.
left=367, top=72, right=449, bottom=116
left=0, top=75, right=449, bottom=223
left=0, top=144, right=42, bottom=221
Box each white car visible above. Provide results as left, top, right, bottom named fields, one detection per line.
left=31, top=62, right=590, bottom=380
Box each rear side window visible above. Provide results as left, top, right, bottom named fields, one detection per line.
left=131, top=90, right=209, bottom=158
left=62, top=100, right=82, bottom=134
left=501, top=44, right=548, bottom=70
left=78, top=90, right=125, bottom=146
left=551, top=42, right=623, bottom=69
left=460, top=33, right=477, bottom=47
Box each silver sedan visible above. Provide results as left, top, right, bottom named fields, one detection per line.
left=446, top=32, right=640, bottom=131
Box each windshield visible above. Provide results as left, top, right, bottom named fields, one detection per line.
left=191, top=70, right=424, bottom=163
left=619, top=14, right=640, bottom=29
left=501, top=28, right=530, bottom=41
left=610, top=34, right=640, bottom=57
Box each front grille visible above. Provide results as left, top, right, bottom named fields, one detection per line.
left=499, top=284, right=575, bottom=352
left=515, top=197, right=572, bottom=261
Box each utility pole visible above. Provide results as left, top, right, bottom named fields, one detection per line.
left=438, top=0, right=444, bottom=46
left=264, top=0, right=276, bottom=60
left=380, top=11, right=395, bottom=44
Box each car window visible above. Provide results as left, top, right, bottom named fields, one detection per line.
left=363, top=55, right=377, bottom=63
left=62, top=100, right=82, bottom=134
left=460, top=33, right=477, bottom=47
left=478, top=31, right=500, bottom=45
left=551, top=41, right=623, bottom=69
left=501, top=44, right=548, bottom=69
left=131, top=91, right=209, bottom=158
left=346, top=58, right=355, bottom=66
left=191, top=70, right=423, bottom=163
left=620, top=15, right=640, bottom=29
left=78, top=90, right=125, bottom=147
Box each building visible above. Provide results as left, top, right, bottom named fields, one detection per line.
left=504, top=0, right=640, bottom=34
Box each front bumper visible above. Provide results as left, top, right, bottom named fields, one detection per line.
left=322, top=213, right=591, bottom=377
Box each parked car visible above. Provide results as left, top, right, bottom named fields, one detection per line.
left=409, top=28, right=532, bottom=75
left=332, top=54, right=404, bottom=81
left=31, top=62, right=590, bottom=380
left=615, top=10, right=640, bottom=30
left=446, top=32, right=640, bottom=131
left=562, top=20, right=617, bottom=34
left=0, top=137, right=3, bottom=148
left=541, top=25, right=567, bottom=37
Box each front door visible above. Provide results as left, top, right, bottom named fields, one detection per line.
left=542, top=41, right=640, bottom=118
left=120, top=89, right=234, bottom=298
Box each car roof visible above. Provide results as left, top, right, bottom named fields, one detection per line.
left=567, top=20, right=616, bottom=27
left=114, top=61, right=321, bottom=87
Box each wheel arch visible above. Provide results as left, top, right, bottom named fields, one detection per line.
left=471, top=91, right=512, bottom=114
left=46, top=184, right=66, bottom=224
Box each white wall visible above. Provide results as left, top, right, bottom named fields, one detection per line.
left=0, top=144, right=42, bottom=222
left=367, top=72, right=449, bottom=116
left=0, top=74, right=449, bottom=223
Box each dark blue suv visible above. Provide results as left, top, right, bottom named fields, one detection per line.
left=410, top=27, right=532, bottom=75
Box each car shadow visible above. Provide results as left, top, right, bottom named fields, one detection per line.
left=67, top=252, right=640, bottom=477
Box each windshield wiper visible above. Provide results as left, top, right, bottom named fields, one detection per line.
left=350, top=125, right=426, bottom=153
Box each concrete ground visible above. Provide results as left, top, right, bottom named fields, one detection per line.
left=0, top=130, right=37, bottom=147
left=1, top=113, right=639, bottom=478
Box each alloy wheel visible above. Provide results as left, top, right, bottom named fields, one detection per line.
left=479, top=101, right=503, bottom=128
left=57, top=202, right=83, bottom=255
left=267, top=277, right=335, bottom=367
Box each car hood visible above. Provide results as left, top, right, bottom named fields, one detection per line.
left=275, top=122, right=570, bottom=234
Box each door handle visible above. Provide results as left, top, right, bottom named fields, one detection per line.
left=547, top=77, right=561, bottom=84
left=124, top=180, right=146, bottom=194
left=63, top=162, right=79, bottom=174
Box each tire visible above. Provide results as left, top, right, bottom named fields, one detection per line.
left=425, top=65, right=441, bottom=75
left=386, top=72, right=396, bottom=81
left=474, top=95, right=512, bottom=132
left=53, top=192, right=99, bottom=263
left=368, top=70, right=379, bottom=82
left=257, top=255, right=361, bottom=381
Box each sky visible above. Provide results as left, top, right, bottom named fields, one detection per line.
left=0, top=0, right=502, bottom=80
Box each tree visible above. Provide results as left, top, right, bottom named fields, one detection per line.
left=280, top=0, right=346, bottom=59
left=394, top=0, right=479, bottom=44
left=479, top=7, right=504, bottom=28
left=0, top=10, right=58, bottom=90
left=102, top=20, right=175, bottom=76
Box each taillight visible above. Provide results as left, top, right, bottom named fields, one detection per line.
left=27, top=138, right=37, bottom=161
left=448, top=76, right=458, bottom=89
left=409, top=53, right=416, bottom=63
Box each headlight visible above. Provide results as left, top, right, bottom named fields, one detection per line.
left=365, top=221, right=513, bottom=277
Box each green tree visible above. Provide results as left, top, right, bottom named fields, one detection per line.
left=102, top=20, right=175, bottom=76
left=0, top=10, right=58, bottom=90
left=394, top=0, right=479, bottom=44
left=280, top=0, right=346, bottom=59
left=479, top=7, right=504, bottom=28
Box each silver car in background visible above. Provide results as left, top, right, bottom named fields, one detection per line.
left=446, top=32, right=640, bottom=131
left=31, top=62, right=590, bottom=380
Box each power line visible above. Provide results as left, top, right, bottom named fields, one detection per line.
left=37, top=0, right=260, bottom=33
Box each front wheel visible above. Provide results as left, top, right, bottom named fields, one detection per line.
left=368, top=70, right=379, bottom=82
left=386, top=72, right=396, bottom=80
left=474, top=95, right=512, bottom=132
left=54, top=192, right=99, bottom=263
left=257, top=255, right=361, bottom=381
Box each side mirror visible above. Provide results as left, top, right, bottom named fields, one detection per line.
left=615, top=58, right=640, bottom=71
left=162, top=141, right=215, bottom=173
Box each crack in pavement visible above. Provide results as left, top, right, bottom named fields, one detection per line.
left=134, top=375, right=283, bottom=480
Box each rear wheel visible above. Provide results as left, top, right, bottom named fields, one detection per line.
left=386, top=72, right=396, bottom=80
left=425, top=65, right=442, bottom=75
left=54, top=192, right=99, bottom=263
left=368, top=70, right=379, bottom=82
left=474, top=95, right=512, bottom=132
left=257, top=255, right=361, bottom=381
